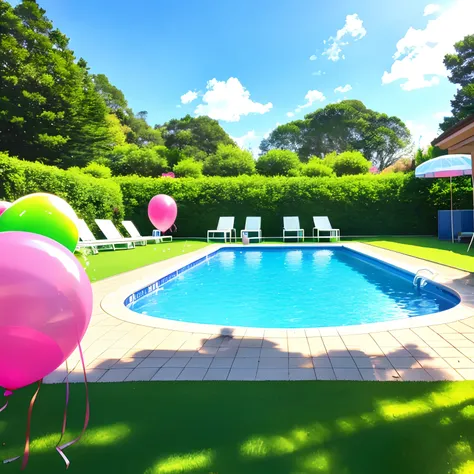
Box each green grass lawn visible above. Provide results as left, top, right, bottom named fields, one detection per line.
left=361, top=237, right=474, bottom=273
left=35, top=239, right=474, bottom=473
left=2, top=381, right=474, bottom=474
left=76, top=241, right=210, bottom=281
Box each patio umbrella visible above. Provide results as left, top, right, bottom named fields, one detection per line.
left=415, top=154, right=473, bottom=244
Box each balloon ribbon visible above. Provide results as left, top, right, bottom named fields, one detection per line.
left=0, top=390, right=12, bottom=413
left=3, top=380, right=42, bottom=469
left=56, top=341, right=89, bottom=469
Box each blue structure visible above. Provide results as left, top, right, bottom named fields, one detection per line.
left=438, top=210, right=474, bottom=240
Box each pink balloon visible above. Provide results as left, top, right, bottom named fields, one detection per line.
left=0, top=201, right=11, bottom=217
left=0, top=232, right=92, bottom=391
left=148, top=194, right=177, bottom=232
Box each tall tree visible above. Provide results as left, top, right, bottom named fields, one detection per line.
left=300, top=101, right=368, bottom=160
left=91, top=73, right=127, bottom=112
left=360, top=112, right=412, bottom=170
left=0, top=0, right=111, bottom=167
left=160, top=115, right=235, bottom=156
left=91, top=73, right=163, bottom=146
left=440, top=35, right=474, bottom=131
left=66, top=58, right=112, bottom=167
left=260, top=101, right=411, bottom=170
left=259, top=121, right=306, bottom=157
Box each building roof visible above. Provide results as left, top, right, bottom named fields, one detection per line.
left=432, top=115, right=474, bottom=146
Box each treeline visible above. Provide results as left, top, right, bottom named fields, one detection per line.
left=1, top=1, right=472, bottom=179
left=0, top=0, right=409, bottom=177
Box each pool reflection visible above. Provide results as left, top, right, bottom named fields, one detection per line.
left=312, top=249, right=334, bottom=269
left=285, top=250, right=303, bottom=269
left=217, top=251, right=236, bottom=269
left=244, top=251, right=263, bottom=269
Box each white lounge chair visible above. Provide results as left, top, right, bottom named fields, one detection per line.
left=283, top=216, right=304, bottom=242
left=240, top=216, right=262, bottom=243
left=121, top=221, right=147, bottom=246
left=207, top=216, right=236, bottom=243
left=95, top=219, right=135, bottom=250
left=312, top=216, right=340, bottom=241
left=76, top=219, right=114, bottom=254
left=152, top=229, right=173, bottom=243
left=122, top=220, right=173, bottom=244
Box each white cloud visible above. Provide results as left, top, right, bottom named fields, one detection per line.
left=194, top=78, right=272, bottom=122
left=299, top=90, right=326, bottom=109
left=180, top=90, right=198, bottom=104
left=382, top=0, right=474, bottom=91
left=287, top=90, right=326, bottom=116
left=334, top=84, right=352, bottom=93
left=312, top=70, right=324, bottom=76
left=406, top=119, right=440, bottom=149
left=233, top=130, right=256, bottom=149
left=309, top=54, right=317, bottom=61
left=423, top=3, right=441, bottom=16
left=233, top=123, right=282, bottom=158
left=433, top=111, right=451, bottom=120
left=323, top=14, right=367, bottom=61
left=232, top=130, right=266, bottom=158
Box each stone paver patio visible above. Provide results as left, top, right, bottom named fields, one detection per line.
left=45, top=243, right=474, bottom=383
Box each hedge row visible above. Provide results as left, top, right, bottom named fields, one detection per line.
left=0, top=154, right=124, bottom=232
left=1, top=154, right=472, bottom=238
left=116, top=174, right=473, bottom=237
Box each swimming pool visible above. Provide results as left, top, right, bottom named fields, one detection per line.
left=127, top=247, right=460, bottom=328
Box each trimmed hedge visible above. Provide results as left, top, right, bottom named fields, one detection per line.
left=0, top=154, right=124, bottom=231
left=1, top=154, right=472, bottom=238
left=115, top=173, right=473, bottom=237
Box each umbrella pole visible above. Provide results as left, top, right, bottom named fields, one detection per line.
left=450, top=176, right=454, bottom=243
left=472, top=173, right=474, bottom=232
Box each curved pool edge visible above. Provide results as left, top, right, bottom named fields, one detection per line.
left=100, top=242, right=474, bottom=336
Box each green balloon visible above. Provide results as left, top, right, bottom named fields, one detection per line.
left=0, top=193, right=79, bottom=252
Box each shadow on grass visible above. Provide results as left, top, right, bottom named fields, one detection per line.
left=1, top=330, right=474, bottom=474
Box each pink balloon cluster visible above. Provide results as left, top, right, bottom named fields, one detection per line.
left=0, top=232, right=92, bottom=391
left=148, top=194, right=178, bottom=232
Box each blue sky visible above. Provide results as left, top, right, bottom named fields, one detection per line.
left=8, top=0, right=473, bottom=153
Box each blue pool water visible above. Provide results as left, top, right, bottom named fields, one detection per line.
left=128, top=248, right=459, bottom=328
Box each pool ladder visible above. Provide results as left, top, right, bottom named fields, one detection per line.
left=413, top=268, right=437, bottom=289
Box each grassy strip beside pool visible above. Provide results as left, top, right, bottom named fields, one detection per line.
left=361, top=237, right=474, bottom=273
left=76, top=241, right=210, bottom=281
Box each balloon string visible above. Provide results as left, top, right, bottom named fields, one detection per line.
left=56, top=341, right=89, bottom=469
left=0, top=390, right=13, bottom=413
left=19, top=380, right=42, bottom=470
left=57, top=360, right=70, bottom=448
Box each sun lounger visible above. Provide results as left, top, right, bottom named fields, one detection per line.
left=312, top=216, right=340, bottom=241
left=207, top=216, right=236, bottom=243
left=283, top=216, right=304, bottom=242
